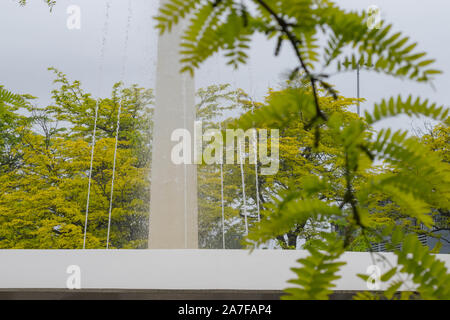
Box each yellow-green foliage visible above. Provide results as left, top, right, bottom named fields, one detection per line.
left=156, top=0, right=440, bottom=82
left=283, top=233, right=346, bottom=300
left=18, top=0, right=55, bottom=10
left=0, top=70, right=154, bottom=249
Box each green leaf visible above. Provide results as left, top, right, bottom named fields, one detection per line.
left=381, top=267, right=397, bottom=282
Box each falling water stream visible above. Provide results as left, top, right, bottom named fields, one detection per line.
left=106, top=0, right=133, bottom=249
left=253, top=120, right=261, bottom=223
left=83, top=1, right=112, bottom=249
left=219, top=123, right=226, bottom=249
left=248, top=58, right=261, bottom=224
left=238, top=135, right=249, bottom=236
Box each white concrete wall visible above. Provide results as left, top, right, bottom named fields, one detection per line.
left=1, top=250, right=449, bottom=291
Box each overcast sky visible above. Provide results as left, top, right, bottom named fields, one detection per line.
left=1, top=0, right=449, bottom=132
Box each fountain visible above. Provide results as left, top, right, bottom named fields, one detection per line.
left=1, top=0, right=447, bottom=300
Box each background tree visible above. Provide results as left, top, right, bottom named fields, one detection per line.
left=0, top=87, right=29, bottom=174
left=0, top=70, right=154, bottom=249
left=196, top=84, right=245, bottom=248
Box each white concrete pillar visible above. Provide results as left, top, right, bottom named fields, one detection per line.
left=149, top=0, right=198, bottom=249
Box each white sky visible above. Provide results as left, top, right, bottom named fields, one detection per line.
left=1, top=0, right=449, bottom=132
